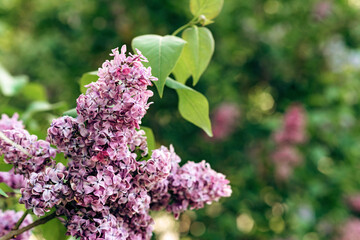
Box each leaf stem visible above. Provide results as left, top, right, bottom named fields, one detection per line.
left=172, top=17, right=198, bottom=36
left=0, top=212, right=58, bottom=240
left=13, top=209, right=31, bottom=230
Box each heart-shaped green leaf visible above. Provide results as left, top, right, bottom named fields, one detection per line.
left=22, top=101, right=65, bottom=122
left=21, top=83, right=47, bottom=101
left=132, top=35, right=186, bottom=97
left=172, top=51, right=191, bottom=84
left=79, top=71, right=98, bottom=94
left=190, top=0, right=224, bottom=20
left=0, top=64, right=28, bottom=97
left=166, top=78, right=212, bottom=136
left=36, top=214, right=68, bottom=240
left=181, top=26, right=214, bottom=86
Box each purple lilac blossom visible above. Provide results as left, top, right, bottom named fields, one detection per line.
left=0, top=45, right=231, bottom=240
left=149, top=146, right=232, bottom=218
left=0, top=210, right=33, bottom=240
left=0, top=114, right=56, bottom=177
left=20, top=163, right=71, bottom=216
left=46, top=45, right=163, bottom=239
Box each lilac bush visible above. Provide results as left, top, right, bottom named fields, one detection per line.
left=271, top=104, right=307, bottom=181
left=0, top=45, right=231, bottom=240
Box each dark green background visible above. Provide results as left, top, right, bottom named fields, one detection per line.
left=1, top=0, right=360, bottom=239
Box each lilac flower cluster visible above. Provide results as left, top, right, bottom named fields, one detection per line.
left=0, top=113, right=56, bottom=177
left=0, top=210, right=32, bottom=240
left=271, top=104, right=307, bottom=181
left=0, top=46, right=231, bottom=240
left=149, top=146, right=232, bottom=218
left=20, top=163, right=71, bottom=216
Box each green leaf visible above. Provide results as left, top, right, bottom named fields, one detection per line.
left=132, top=35, right=186, bottom=97
left=0, top=64, right=28, bottom=97
left=172, top=51, right=191, bottom=84
left=55, top=153, right=68, bottom=167
left=0, top=188, right=8, bottom=198
left=20, top=83, right=47, bottom=101
left=79, top=71, right=98, bottom=94
left=0, top=182, right=13, bottom=194
left=36, top=214, right=68, bottom=240
left=22, top=101, right=65, bottom=122
left=0, top=156, right=12, bottom=171
left=63, top=108, right=78, bottom=118
left=181, top=26, right=214, bottom=85
left=165, top=78, right=212, bottom=136
left=190, top=0, right=224, bottom=20
left=140, top=127, right=156, bottom=153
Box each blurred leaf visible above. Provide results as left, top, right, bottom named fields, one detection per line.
left=181, top=26, right=214, bottom=85
left=36, top=216, right=68, bottom=240
left=0, top=188, right=8, bottom=198
left=132, top=35, right=186, bottom=97
left=140, top=127, right=156, bottom=153
left=79, top=71, right=98, bottom=94
left=0, top=156, right=12, bottom=171
left=172, top=51, right=191, bottom=84
left=22, top=101, right=65, bottom=122
left=166, top=78, right=212, bottom=136
left=0, top=182, right=14, bottom=194
left=190, top=0, right=224, bottom=20
left=0, top=64, right=28, bottom=97
left=63, top=108, right=78, bottom=118
left=20, top=83, right=47, bottom=101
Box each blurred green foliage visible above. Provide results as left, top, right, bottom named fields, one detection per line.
left=2, top=0, right=360, bottom=239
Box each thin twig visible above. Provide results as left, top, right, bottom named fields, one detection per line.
left=172, top=16, right=199, bottom=36
left=13, top=209, right=30, bottom=230
left=0, top=212, right=58, bottom=240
